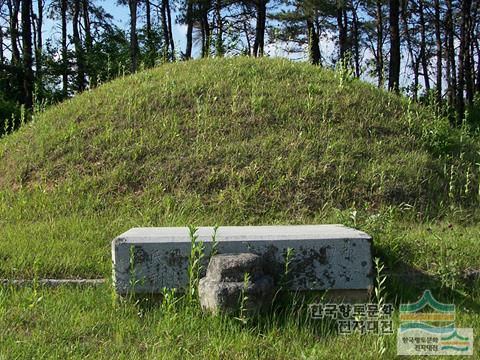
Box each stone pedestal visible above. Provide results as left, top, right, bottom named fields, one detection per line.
left=112, top=225, right=373, bottom=299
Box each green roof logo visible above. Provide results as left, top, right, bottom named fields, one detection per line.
left=399, top=290, right=455, bottom=313
left=399, top=290, right=455, bottom=332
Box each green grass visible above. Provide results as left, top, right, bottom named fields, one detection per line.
left=1, top=57, right=479, bottom=358
left=0, top=284, right=478, bottom=359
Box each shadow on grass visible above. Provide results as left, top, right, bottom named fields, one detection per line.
left=375, top=242, right=480, bottom=313
left=121, top=289, right=340, bottom=339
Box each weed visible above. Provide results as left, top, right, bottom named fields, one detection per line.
left=128, top=245, right=137, bottom=296
left=161, top=287, right=179, bottom=314
left=448, top=164, right=455, bottom=200
left=235, top=272, right=250, bottom=325
left=373, top=257, right=388, bottom=356
left=19, top=105, right=26, bottom=126
left=210, top=225, right=219, bottom=257
left=187, top=226, right=205, bottom=304
left=125, top=245, right=146, bottom=301
left=335, top=53, right=355, bottom=89
left=464, top=164, right=471, bottom=196
left=26, top=258, right=42, bottom=309
left=433, top=233, right=461, bottom=290
left=280, top=247, right=294, bottom=291
left=0, top=286, right=6, bottom=320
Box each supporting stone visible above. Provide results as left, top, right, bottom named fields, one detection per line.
left=112, top=225, right=373, bottom=299
left=198, top=253, right=275, bottom=314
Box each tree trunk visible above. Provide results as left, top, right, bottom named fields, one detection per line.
left=314, top=15, right=323, bottom=66
left=418, top=0, right=430, bottom=92
left=7, top=0, right=21, bottom=65
left=307, top=19, right=320, bottom=65
left=244, top=20, right=251, bottom=56
left=145, top=0, right=155, bottom=66
left=388, top=0, right=401, bottom=92
left=161, top=0, right=170, bottom=60
left=376, top=0, right=384, bottom=87
left=241, top=2, right=252, bottom=55
left=476, top=38, right=480, bottom=93
left=352, top=7, right=360, bottom=77
left=402, top=0, right=419, bottom=100
left=253, top=0, right=267, bottom=57
left=434, top=0, right=442, bottom=102
left=83, top=0, right=94, bottom=85
left=35, top=0, right=43, bottom=86
left=0, top=21, right=3, bottom=64
left=446, top=0, right=456, bottom=108
left=470, top=1, right=478, bottom=94
left=463, top=0, right=474, bottom=105
left=413, top=58, right=420, bottom=100
left=22, top=0, right=33, bottom=108
left=31, top=7, right=37, bottom=60
left=146, top=0, right=152, bottom=43
left=165, top=0, right=175, bottom=60
left=185, top=0, right=193, bottom=59
left=215, top=0, right=224, bottom=56
left=83, top=0, right=92, bottom=54
left=201, top=3, right=211, bottom=58
left=73, top=0, right=86, bottom=91
left=336, top=3, right=347, bottom=61
left=457, top=0, right=473, bottom=122
left=61, top=0, right=68, bottom=96
left=129, top=0, right=138, bottom=72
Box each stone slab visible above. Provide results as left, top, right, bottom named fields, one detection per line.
left=112, top=225, right=373, bottom=295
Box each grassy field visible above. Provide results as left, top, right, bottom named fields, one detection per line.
left=0, top=284, right=478, bottom=359
left=1, top=57, right=479, bottom=358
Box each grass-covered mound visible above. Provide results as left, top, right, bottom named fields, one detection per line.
left=0, top=57, right=479, bottom=278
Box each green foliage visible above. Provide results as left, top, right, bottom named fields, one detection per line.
left=210, top=225, right=219, bottom=257
left=280, top=247, right=294, bottom=291
left=26, top=258, right=43, bottom=310
left=431, top=232, right=462, bottom=290
left=335, top=53, right=356, bottom=88
left=466, top=93, right=480, bottom=131
left=90, top=29, right=132, bottom=84
left=0, top=97, right=22, bottom=137
left=373, top=257, right=388, bottom=356
left=161, top=287, right=179, bottom=314
left=374, top=257, right=388, bottom=306
left=187, top=226, right=205, bottom=304
left=234, top=272, right=251, bottom=325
